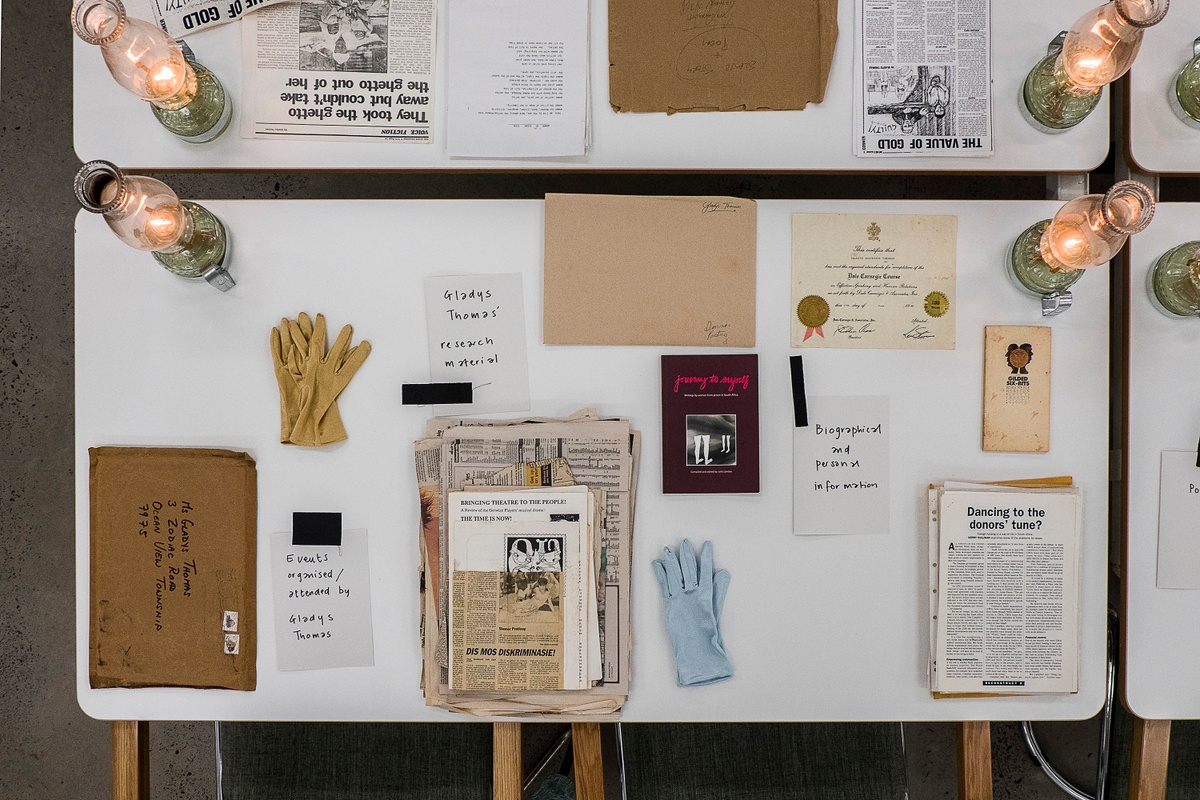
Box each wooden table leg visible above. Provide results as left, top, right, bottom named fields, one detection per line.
left=957, top=721, right=993, bottom=800
left=493, top=722, right=522, bottom=800
left=1128, top=717, right=1171, bottom=800
left=112, top=720, right=149, bottom=800
left=572, top=722, right=604, bottom=800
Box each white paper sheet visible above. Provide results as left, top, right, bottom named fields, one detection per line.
left=793, top=396, right=890, bottom=535
left=1157, top=450, right=1200, bottom=589
left=446, top=0, right=589, bottom=157
left=424, top=273, right=530, bottom=415
left=270, top=529, right=375, bottom=671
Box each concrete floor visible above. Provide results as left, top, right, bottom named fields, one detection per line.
left=1, top=2, right=1192, bottom=798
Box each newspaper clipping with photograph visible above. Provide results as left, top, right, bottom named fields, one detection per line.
left=125, top=0, right=292, bottom=39
left=241, top=0, right=435, bottom=142
left=854, top=0, right=992, bottom=157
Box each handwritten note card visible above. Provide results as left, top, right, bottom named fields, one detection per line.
left=1157, top=451, right=1200, bottom=589
left=791, top=213, right=957, bottom=350
left=793, top=396, right=890, bottom=535
left=425, top=273, right=530, bottom=415
left=270, top=529, right=374, bottom=671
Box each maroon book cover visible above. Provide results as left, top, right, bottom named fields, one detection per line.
left=661, top=354, right=760, bottom=494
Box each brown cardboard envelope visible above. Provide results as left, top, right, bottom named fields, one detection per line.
left=89, top=446, right=257, bottom=690
left=543, top=194, right=756, bottom=347
left=609, top=0, right=839, bottom=113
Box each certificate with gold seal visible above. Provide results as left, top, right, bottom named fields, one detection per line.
left=790, top=213, right=957, bottom=349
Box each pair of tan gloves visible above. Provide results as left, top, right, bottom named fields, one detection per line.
left=270, top=312, right=371, bottom=447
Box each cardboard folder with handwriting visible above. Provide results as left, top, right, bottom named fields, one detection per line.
left=89, top=447, right=257, bottom=690
left=543, top=193, right=756, bottom=347
left=609, top=0, right=839, bottom=113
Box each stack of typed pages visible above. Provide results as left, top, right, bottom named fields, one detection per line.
left=928, top=478, right=1082, bottom=696
left=413, top=410, right=639, bottom=716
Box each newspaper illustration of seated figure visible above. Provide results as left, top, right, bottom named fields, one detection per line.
left=300, top=0, right=388, bottom=71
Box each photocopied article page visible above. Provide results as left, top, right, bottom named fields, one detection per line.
left=241, top=0, right=435, bottom=142
left=447, top=0, right=589, bottom=157
left=855, top=0, right=992, bottom=156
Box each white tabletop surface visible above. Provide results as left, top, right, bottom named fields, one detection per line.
left=76, top=198, right=1111, bottom=722
left=1128, top=6, right=1200, bottom=173
left=73, top=0, right=1109, bottom=171
left=1122, top=203, right=1200, bottom=719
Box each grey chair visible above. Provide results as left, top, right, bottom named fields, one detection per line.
left=618, top=722, right=908, bottom=800
left=216, top=722, right=494, bottom=800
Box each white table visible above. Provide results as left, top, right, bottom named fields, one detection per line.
left=1120, top=203, right=1200, bottom=798
left=76, top=198, right=1111, bottom=729
left=73, top=0, right=1109, bottom=171
left=1123, top=202, right=1200, bottom=718
left=1128, top=6, right=1200, bottom=174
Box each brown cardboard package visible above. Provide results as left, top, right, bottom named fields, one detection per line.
left=89, top=447, right=257, bottom=690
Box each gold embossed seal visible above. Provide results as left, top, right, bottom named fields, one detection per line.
left=924, top=291, right=950, bottom=318
left=797, top=295, right=830, bottom=341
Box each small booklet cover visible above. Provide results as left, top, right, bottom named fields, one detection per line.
left=982, top=326, right=1051, bottom=453
left=661, top=355, right=760, bottom=494
left=89, top=447, right=257, bottom=690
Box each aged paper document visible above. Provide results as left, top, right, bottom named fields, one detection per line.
left=790, top=213, right=957, bottom=349
left=981, top=325, right=1050, bottom=453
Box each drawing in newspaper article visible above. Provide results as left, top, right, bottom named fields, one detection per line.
left=241, top=0, right=435, bottom=142
left=854, top=0, right=993, bottom=157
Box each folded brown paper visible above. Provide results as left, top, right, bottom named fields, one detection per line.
left=543, top=193, right=757, bottom=347
left=89, top=447, right=257, bottom=690
left=609, top=0, right=839, bottom=113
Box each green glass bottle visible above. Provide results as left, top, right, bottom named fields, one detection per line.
left=1149, top=242, right=1200, bottom=317
left=1170, top=41, right=1200, bottom=129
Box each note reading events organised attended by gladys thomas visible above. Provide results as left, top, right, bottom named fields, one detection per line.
left=423, top=273, right=530, bottom=416
left=791, top=212, right=957, bottom=350
left=792, top=396, right=890, bottom=536
left=270, top=529, right=375, bottom=671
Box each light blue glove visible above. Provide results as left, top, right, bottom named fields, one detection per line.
left=652, top=539, right=732, bottom=687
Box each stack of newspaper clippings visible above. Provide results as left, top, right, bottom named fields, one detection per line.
left=414, top=409, right=639, bottom=716
left=928, top=478, right=1081, bottom=696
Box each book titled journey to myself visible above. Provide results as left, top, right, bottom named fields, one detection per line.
left=660, top=355, right=760, bottom=494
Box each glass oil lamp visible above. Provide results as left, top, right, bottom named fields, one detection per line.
left=1022, top=0, right=1168, bottom=132
left=1148, top=242, right=1200, bottom=317
left=72, top=0, right=232, bottom=143
left=1008, top=181, right=1155, bottom=315
left=1170, top=37, right=1200, bottom=128
left=75, top=160, right=234, bottom=291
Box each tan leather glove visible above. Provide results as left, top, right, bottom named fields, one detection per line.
left=269, top=312, right=313, bottom=443
left=288, top=313, right=372, bottom=447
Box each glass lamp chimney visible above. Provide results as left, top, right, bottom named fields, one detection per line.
left=75, top=160, right=234, bottom=291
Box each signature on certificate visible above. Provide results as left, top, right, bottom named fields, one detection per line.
left=903, top=323, right=935, bottom=340
left=835, top=322, right=877, bottom=335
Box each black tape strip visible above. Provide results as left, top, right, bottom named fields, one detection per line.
left=1196, top=433, right=1199, bottom=469
left=402, top=382, right=473, bottom=405
left=293, top=512, right=342, bottom=546
left=790, top=355, right=808, bottom=428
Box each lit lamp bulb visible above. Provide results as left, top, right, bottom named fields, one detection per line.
left=75, top=160, right=235, bottom=291
left=72, top=0, right=232, bottom=143
left=1008, top=180, right=1155, bottom=315
left=1148, top=242, right=1200, bottom=317
left=1022, top=0, right=1168, bottom=132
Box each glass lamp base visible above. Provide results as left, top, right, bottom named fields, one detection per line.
left=149, top=61, right=232, bottom=143
left=1007, top=220, right=1083, bottom=315
left=1147, top=242, right=1200, bottom=318
left=153, top=202, right=232, bottom=291
left=1021, top=52, right=1102, bottom=133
